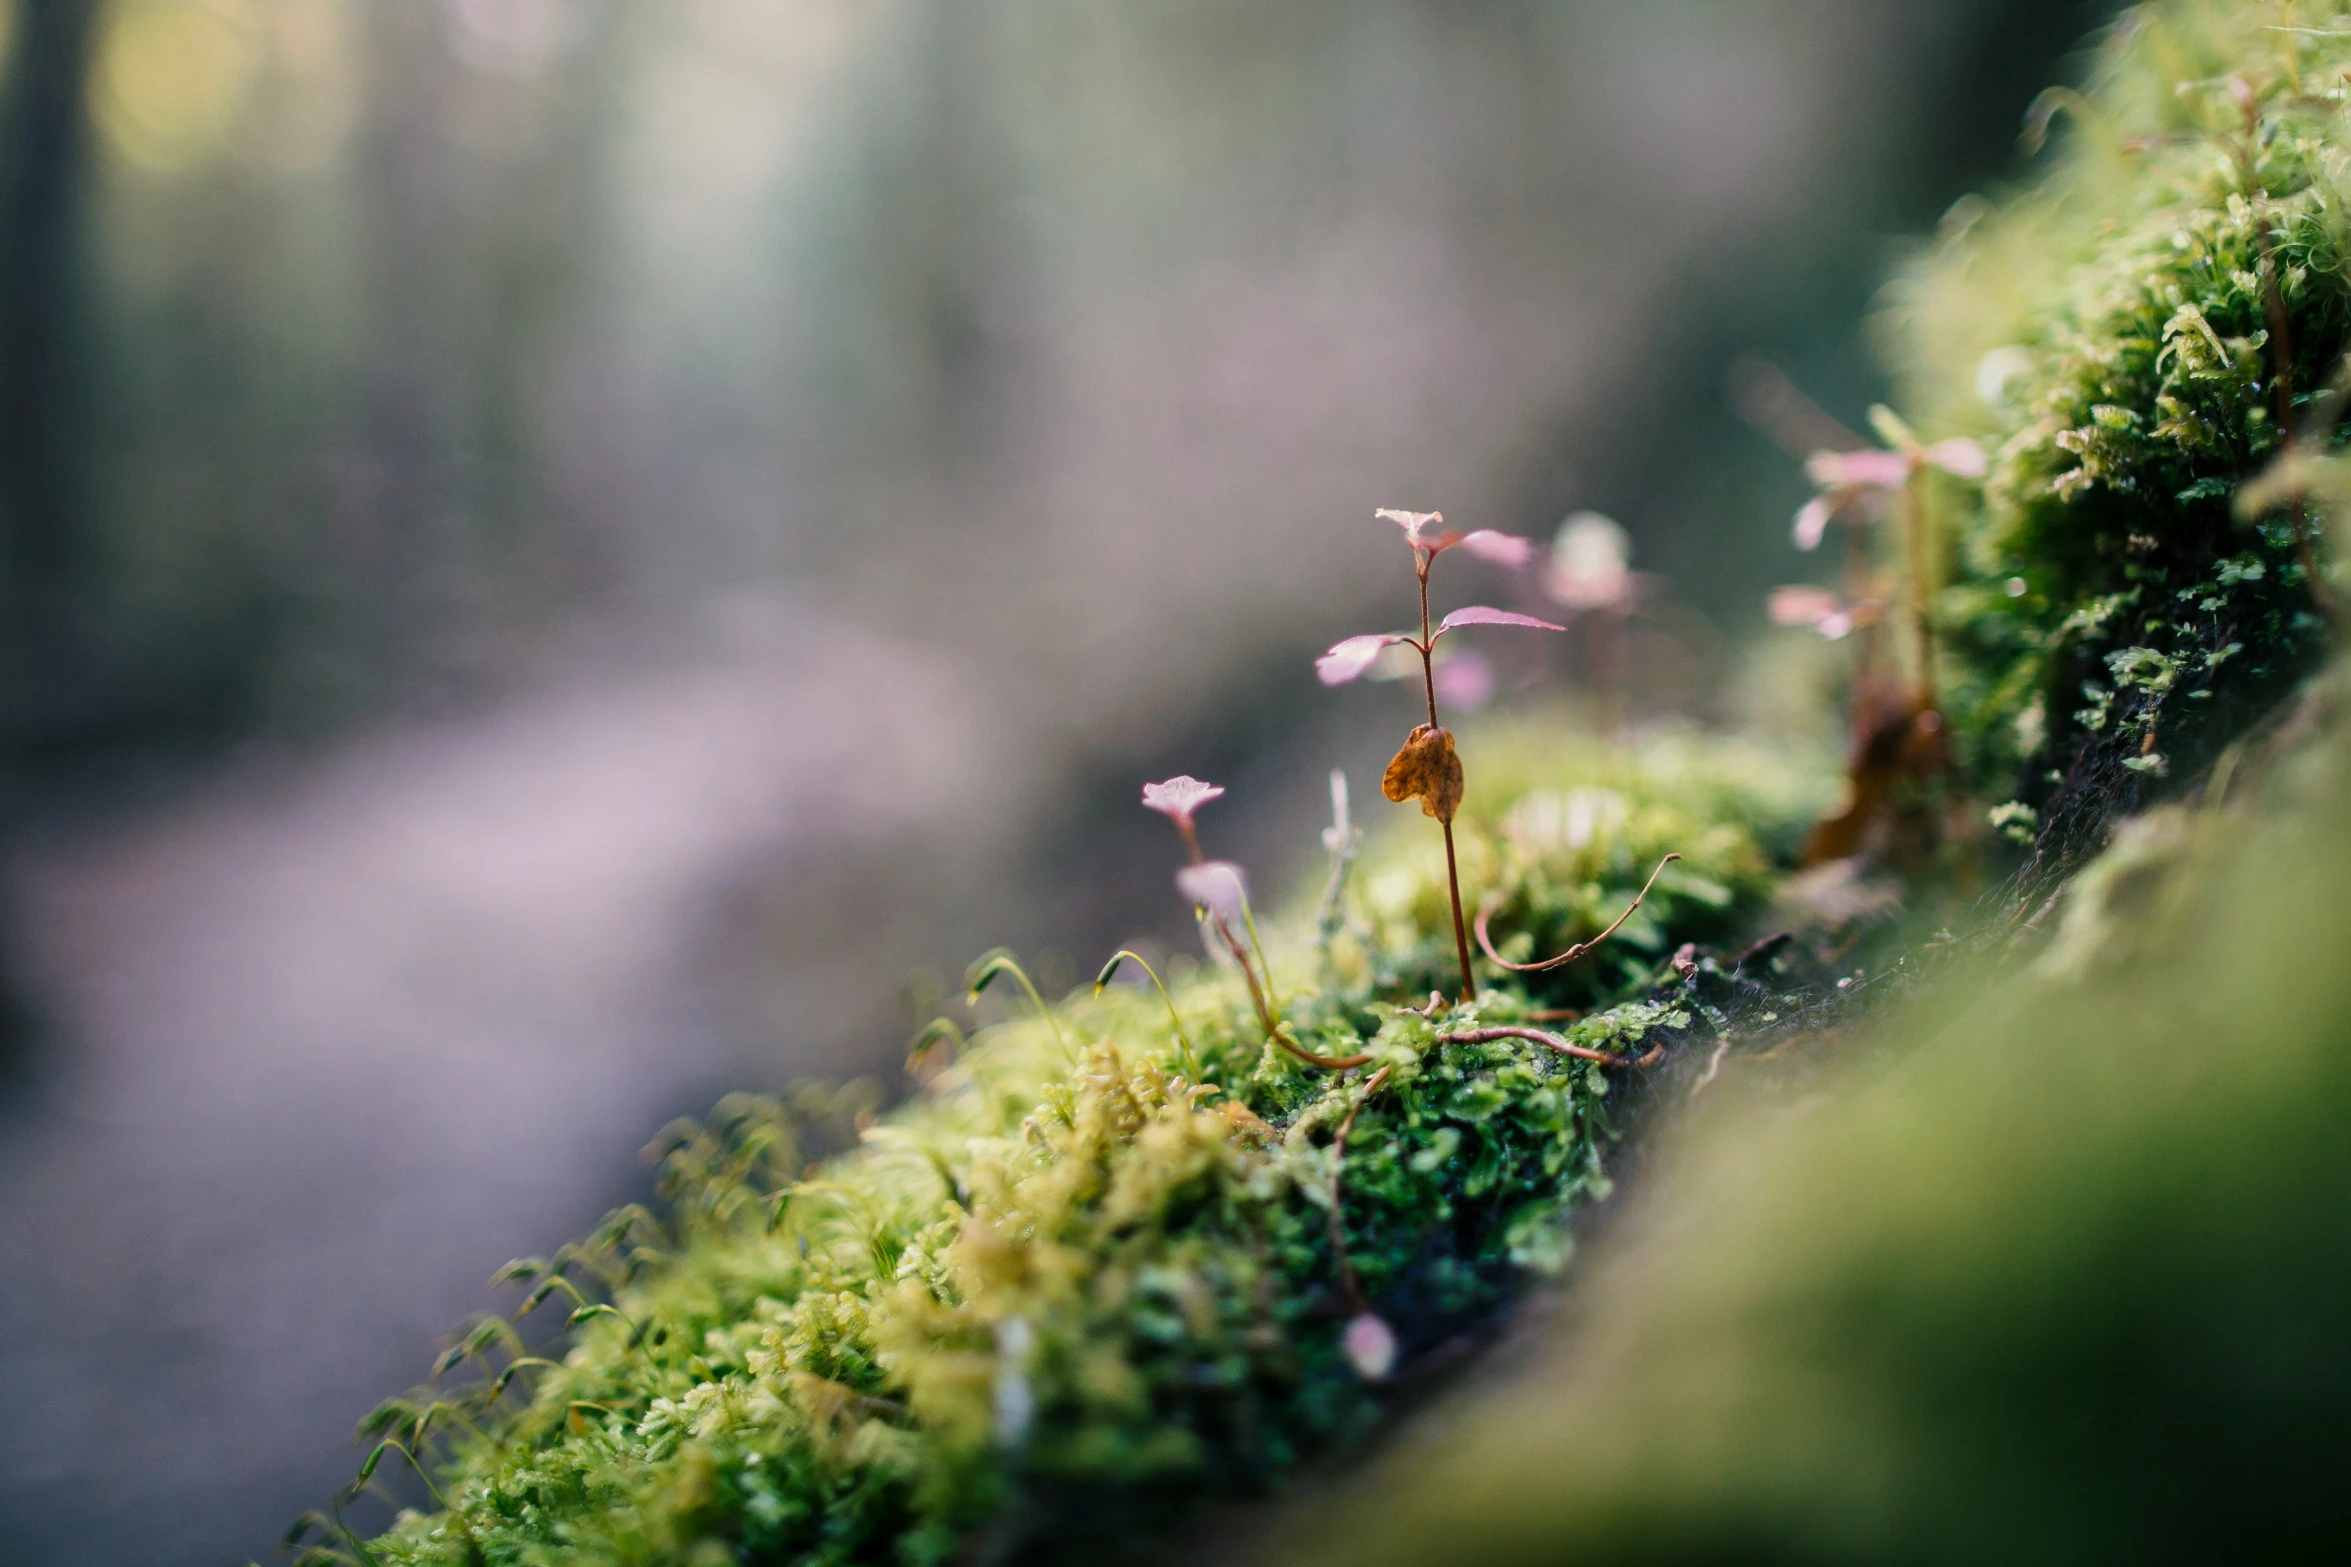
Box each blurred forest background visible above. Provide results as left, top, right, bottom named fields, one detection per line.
left=0, top=2, right=2107, bottom=1563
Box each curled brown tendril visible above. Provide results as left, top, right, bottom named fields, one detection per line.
left=1473, top=853, right=1680, bottom=975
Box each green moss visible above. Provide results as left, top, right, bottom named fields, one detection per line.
left=327, top=725, right=1824, bottom=1567
left=1880, top=1, right=2344, bottom=863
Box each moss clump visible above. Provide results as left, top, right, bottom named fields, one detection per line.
left=1883, top=1, right=2344, bottom=869
left=337, top=725, right=1824, bottom=1567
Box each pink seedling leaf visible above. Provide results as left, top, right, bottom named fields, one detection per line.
left=1343, top=1312, right=1398, bottom=1382
left=1453, top=529, right=1533, bottom=567
left=1804, top=447, right=1911, bottom=489
left=1767, top=585, right=1843, bottom=627
left=1141, top=775, right=1225, bottom=828
left=1374, top=507, right=1443, bottom=548
left=1436, top=606, right=1566, bottom=635
left=1792, top=495, right=1836, bottom=550
left=1768, top=584, right=1873, bottom=641
left=1175, top=860, right=1249, bottom=924
left=1317, top=632, right=1416, bottom=686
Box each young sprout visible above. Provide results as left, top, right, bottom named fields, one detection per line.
left=1144, top=774, right=1274, bottom=1018
left=1316, top=769, right=1364, bottom=961
left=1784, top=409, right=1984, bottom=863
left=1792, top=409, right=1984, bottom=712
left=964, top=949, right=1067, bottom=1052
left=1317, top=508, right=1563, bottom=1002
left=1144, top=776, right=1369, bottom=1071
left=1095, top=948, right=1199, bottom=1081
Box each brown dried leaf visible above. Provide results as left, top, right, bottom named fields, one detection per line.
left=1382, top=724, right=1464, bottom=824
left=1802, top=701, right=1948, bottom=864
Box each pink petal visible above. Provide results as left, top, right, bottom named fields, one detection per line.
left=1923, top=437, right=1987, bottom=479
left=1453, top=529, right=1533, bottom=567
left=1342, top=1312, right=1397, bottom=1382
left=1141, top=775, right=1225, bottom=826
left=1374, top=507, right=1442, bottom=547
left=1791, top=495, right=1833, bottom=551
left=1175, top=860, right=1249, bottom=924
left=1316, top=633, right=1412, bottom=685
left=1431, top=647, right=1495, bottom=712
left=1766, top=585, right=1842, bottom=627
left=1804, top=447, right=1910, bottom=489
left=1436, top=606, right=1566, bottom=635
left=1817, top=611, right=1854, bottom=641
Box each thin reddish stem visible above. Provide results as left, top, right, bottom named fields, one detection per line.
left=1441, top=820, right=1476, bottom=1002
left=1219, top=916, right=1367, bottom=1069
left=1215, top=918, right=1276, bottom=1035
left=1417, top=558, right=1439, bottom=729
left=1902, top=477, right=1937, bottom=713
left=1417, top=550, right=1475, bottom=1001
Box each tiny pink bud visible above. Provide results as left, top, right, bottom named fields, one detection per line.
left=1141, top=775, right=1225, bottom=828
left=1342, top=1312, right=1398, bottom=1382
left=1175, top=860, right=1250, bottom=924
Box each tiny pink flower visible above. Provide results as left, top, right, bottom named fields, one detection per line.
left=1141, top=775, right=1225, bottom=829
left=1342, top=1311, right=1398, bottom=1382
left=1175, top=860, right=1249, bottom=924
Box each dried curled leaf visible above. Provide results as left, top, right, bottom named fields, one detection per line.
left=1382, top=724, right=1464, bottom=824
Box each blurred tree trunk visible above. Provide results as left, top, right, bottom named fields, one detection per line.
left=0, top=0, right=98, bottom=750
left=0, top=0, right=99, bottom=1061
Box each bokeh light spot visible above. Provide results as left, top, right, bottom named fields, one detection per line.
left=92, top=0, right=261, bottom=174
